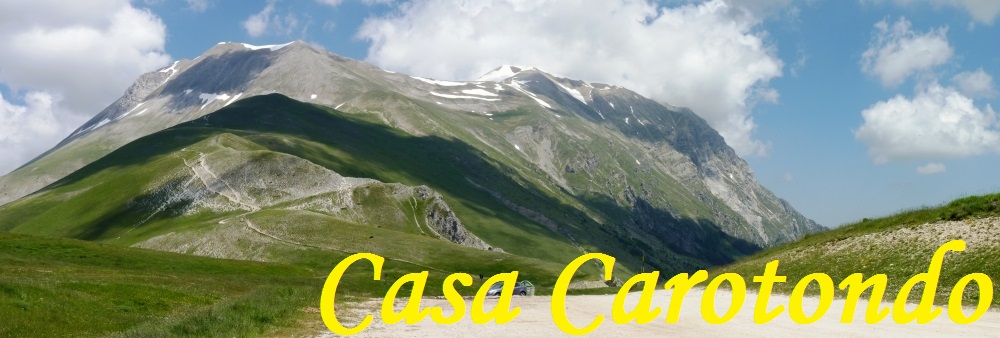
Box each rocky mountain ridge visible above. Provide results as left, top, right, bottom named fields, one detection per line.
left=0, top=41, right=822, bottom=273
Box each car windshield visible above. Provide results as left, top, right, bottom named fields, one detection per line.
left=488, top=282, right=504, bottom=291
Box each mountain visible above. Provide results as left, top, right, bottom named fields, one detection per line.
left=0, top=41, right=822, bottom=276
left=719, top=193, right=1000, bottom=307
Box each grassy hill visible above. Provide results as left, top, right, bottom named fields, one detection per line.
left=0, top=231, right=319, bottom=337
left=0, top=230, right=579, bottom=337
left=0, top=94, right=761, bottom=278
left=0, top=93, right=807, bottom=335
left=0, top=94, right=612, bottom=335
left=719, top=193, right=1000, bottom=306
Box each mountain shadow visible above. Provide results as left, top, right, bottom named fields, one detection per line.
left=23, top=94, right=764, bottom=273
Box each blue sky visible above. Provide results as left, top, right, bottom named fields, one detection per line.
left=1, top=0, right=998, bottom=227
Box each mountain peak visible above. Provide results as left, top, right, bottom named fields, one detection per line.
left=477, top=65, right=539, bottom=82
left=1, top=40, right=822, bottom=256
left=239, top=41, right=294, bottom=51
left=204, top=40, right=311, bottom=55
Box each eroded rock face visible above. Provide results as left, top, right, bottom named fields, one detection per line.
left=122, top=134, right=496, bottom=252
left=421, top=187, right=497, bottom=251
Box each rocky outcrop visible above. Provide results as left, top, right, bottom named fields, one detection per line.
left=421, top=187, right=498, bottom=251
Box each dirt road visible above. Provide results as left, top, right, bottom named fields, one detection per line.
left=324, top=287, right=1000, bottom=337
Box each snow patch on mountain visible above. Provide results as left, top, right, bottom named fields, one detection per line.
left=159, top=61, right=179, bottom=74
left=413, top=76, right=467, bottom=87
left=158, top=61, right=180, bottom=84
left=120, top=103, right=146, bottom=119
left=555, top=82, right=587, bottom=105
left=225, top=93, right=244, bottom=107
left=508, top=81, right=552, bottom=109
left=460, top=89, right=498, bottom=97
left=241, top=42, right=293, bottom=51
left=477, top=65, right=536, bottom=82
left=84, top=118, right=111, bottom=132
left=71, top=118, right=112, bottom=136
left=127, top=102, right=145, bottom=114
left=199, top=93, right=232, bottom=110
left=430, top=91, right=500, bottom=102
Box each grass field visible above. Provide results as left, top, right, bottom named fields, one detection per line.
left=0, top=230, right=586, bottom=337
left=717, top=193, right=1000, bottom=307
left=0, top=231, right=320, bottom=337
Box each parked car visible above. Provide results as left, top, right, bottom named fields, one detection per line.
left=485, top=280, right=534, bottom=296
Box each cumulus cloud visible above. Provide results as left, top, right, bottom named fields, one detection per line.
left=952, top=69, right=996, bottom=98
left=861, top=17, right=952, bottom=87
left=869, top=0, right=1000, bottom=25
left=243, top=2, right=275, bottom=37
left=0, top=92, right=88, bottom=175
left=723, top=0, right=797, bottom=19
left=916, top=162, right=946, bottom=175
left=185, top=0, right=211, bottom=12
left=243, top=1, right=300, bottom=38
left=0, top=1, right=170, bottom=114
left=0, top=0, right=170, bottom=174
left=855, top=82, right=999, bottom=163
left=319, top=0, right=394, bottom=6
left=358, top=0, right=783, bottom=156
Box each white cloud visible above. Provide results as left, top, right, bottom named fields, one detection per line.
left=855, top=82, right=999, bottom=163
left=0, top=1, right=170, bottom=114
left=789, top=47, right=808, bottom=77
left=318, top=0, right=393, bottom=6
left=185, top=0, right=211, bottom=12
left=0, top=92, right=88, bottom=175
left=869, top=0, right=1000, bottom=25
left=0, top=0, right=169, bottom=174
left=861, top=17, right=952, bottom=87
left=723, top=0, right=797, bottom=19
left=952, top=69, right=996, bottom=98
left=358, top=0, right=782, bottom=156
left=916, top=162, right=947, bottom=175
left=0, top=92, right=58, bottom=145
left=243, top=2, right=274, bottom=37
left=783, top=172, right=795, bottom=182
left=242, top=1, right=300, bottom=38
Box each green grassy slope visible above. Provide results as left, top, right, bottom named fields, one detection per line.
left=0, top=231, right=317, bottom=337
left=0, top=230, right=578, bottom=337
left=2, top=94, right=615, bottom=335
left=342, top=91, right=765, bottom=272
left=718, top=193, right=1000, bottom=306
left=225, top=94, right=760, bottom=272
left=1, top=94, right=757, bottom=278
